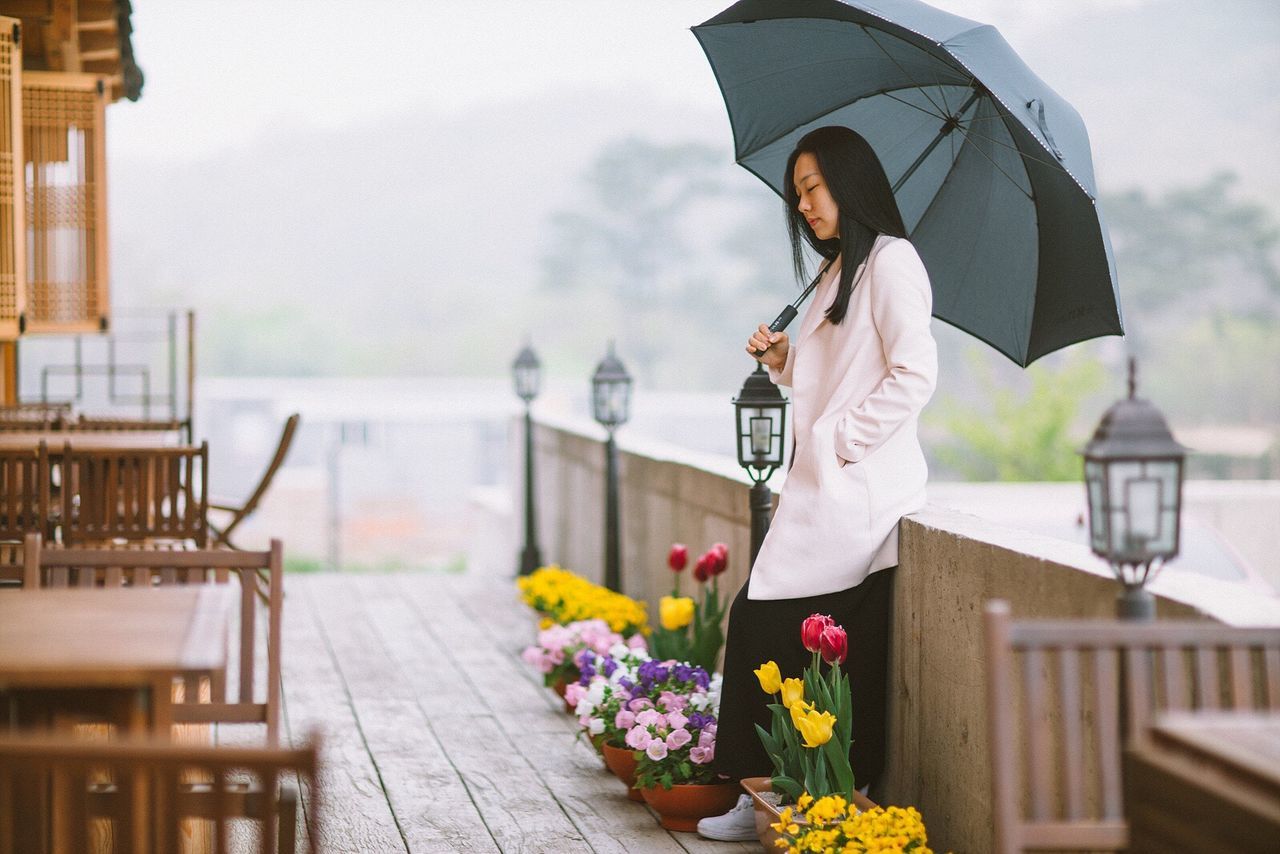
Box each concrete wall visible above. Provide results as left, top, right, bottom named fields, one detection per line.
left=526, top=417, right=1280, bottom=853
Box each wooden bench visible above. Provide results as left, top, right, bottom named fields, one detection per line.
left=22, top=533, right=284, bottom=746
left=0, top=444, right=51, bottom=582
left=984, top=599, right=1280, bottom=853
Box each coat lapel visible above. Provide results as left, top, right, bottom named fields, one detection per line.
left=797, top=236, right=889, bottom=348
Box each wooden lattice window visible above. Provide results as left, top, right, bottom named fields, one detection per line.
left=22, top=70, right=107, bottom=333
left=0, top=18, right=24, bottom=342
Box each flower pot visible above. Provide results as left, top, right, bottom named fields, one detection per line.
left=640, top=781, right=740, bottom=832
left=600, top=743, right=644, bottom=802
left=740, top=777, right=878, bottom=849
left=550, top=678, right=576, bottom=713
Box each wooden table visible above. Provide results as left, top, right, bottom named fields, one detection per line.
left=1125, top=711, right=1280, bottom=853
left=0, top=431, right=179, bottom=450
left=0, top=586, right=234, bottom=736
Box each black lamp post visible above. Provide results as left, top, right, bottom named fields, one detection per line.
left=591, top=342, right=632, bottom=592
left=1081, top=359, right=1187, bottom=621
left=733, top=365, right=789, bottom=564
left=513, top=344, right=542, bottom=576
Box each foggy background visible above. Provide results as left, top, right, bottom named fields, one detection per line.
left=29, top=0, right=1273, bottom=575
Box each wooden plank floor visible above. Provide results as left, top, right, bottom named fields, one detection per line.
left=269, top=572, right=759, bottom=854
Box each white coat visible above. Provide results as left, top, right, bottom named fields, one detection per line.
left=747, top=234, right=938, bottom=600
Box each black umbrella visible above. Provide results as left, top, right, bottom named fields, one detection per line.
left=693, top=0, right=1123, bottom=365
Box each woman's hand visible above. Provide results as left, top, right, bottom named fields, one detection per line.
left=746, top=323, right=789, bottom=371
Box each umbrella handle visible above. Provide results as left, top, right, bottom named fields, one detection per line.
left=768, top=305, right=798, bottom=335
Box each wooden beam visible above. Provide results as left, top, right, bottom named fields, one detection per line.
left=74, top=18, right=117, bottom=34
left=77, top=46, right=116, bottom=63
left=40, top=0, right=78, bottom=72
left=1, top=1, right=52, bottom=18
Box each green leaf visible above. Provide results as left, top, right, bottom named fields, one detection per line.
left=771, top=775, right=802, bottom=800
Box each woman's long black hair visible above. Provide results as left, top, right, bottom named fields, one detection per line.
left=784, top=126, right=908, bottom=325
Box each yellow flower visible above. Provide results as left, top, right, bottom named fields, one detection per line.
left=797, top=793, right=813, bottom=811
left=780, top=677, right=805, bottom=709
left=789, top=698, right=812, bottom=731
left=794, top=708, right=836, bottom=749
left=659, top=595, right=695, bottom=630
left=754, top=660, right=782, bottom=695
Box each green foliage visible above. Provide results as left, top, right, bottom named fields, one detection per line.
left=930, top=353, right=1106, bottom=482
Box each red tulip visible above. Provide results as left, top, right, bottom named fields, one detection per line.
left=693, top=553, right=711, bottom=583
left=819, top=624, right=848, bottom=665
left=668, top=544, right=689, bottom=572
left=801, top=614, right=833, bottom=653
left=709, top=543, right=729, bottom=576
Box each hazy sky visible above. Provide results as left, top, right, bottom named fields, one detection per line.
left=107, top=0, right=1278, bottom=205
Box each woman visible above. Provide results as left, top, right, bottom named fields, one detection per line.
left=698, top=126, right=937, bottom=841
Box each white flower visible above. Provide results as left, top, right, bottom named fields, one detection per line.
left=688, top=693, right=710, bottom=711
left=574, top=699, right=594, bottom=717
left=608, top=642, right=631, bottom=659
left=708, top=673, right=723, bottom=716
left=587, top=717, right=605, bottom=736
left=586, top=679, right=607, bottom=706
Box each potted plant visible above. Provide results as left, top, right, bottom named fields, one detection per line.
left=648, top=543, right=729, bottom=672
left=767, top=794, right=939, bottom=853
left=564, top=645, right=653, bottom=800
left=744, top=613, right=861, bottom=844
left=520, top=619, right=645, bottom=710
left=516, top=565, right=651, bottom=636
left=626, top=705, right=736, bottom=831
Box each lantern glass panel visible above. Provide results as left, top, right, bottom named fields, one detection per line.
left=1084, top=459, right=1107, bottom=553
left=750, top=415, right=772, bottom=457
left=1124, top=476, right=1160, bottom=552
left=515, top=364, right=539, bottom=400
left=1147, top=459, right=1182, bottom=554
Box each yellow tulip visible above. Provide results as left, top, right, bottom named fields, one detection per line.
left=789, top=698, right=811, bottom=731
left=780, top=677, right=805, bottom=709
left=794, top=708, right=836, bottom=749
left=659, top=595, right=695, bottom=630
left=754, top=660, right=782, bottom=695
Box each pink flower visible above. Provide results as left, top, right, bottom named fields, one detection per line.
left=548, top=648, right=565, bottom=666
left=625, top=726, right=652, bottom=751
left=665, top=728, right=692, bottom=750
left=646, top=740, right=669, bottom=761
left=564, top=683, right=587, bottom=707
left=668, top=544, right=688, bottom=572
left=626, top=634, right=647, bottom=650
left=666, top=710, right=689, bottom=730
left=698, top=729, right=715, bottom=749
left=801, top=614, right=835, bottom=653
left=628, top=698, right=654, bottom=712
left=658, top=691, right=688, bottom=712
left=689, top=745, right=713, bottom=764
left=635, top=709, right=662, bottom=727
left=614, top=709, right=636, bottom=730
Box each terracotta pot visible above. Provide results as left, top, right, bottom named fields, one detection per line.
left=740, top=776, right=879, bottom=849
left=600, top=743, right=644, bottom=802
left=640, top=781, right=740, bottom=832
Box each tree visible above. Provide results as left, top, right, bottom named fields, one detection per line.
left=928, top=352, right=1108, bottom=481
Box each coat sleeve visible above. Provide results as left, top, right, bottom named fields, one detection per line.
left=766, top=340, right=797, bottom=387
left=834, top=239, right=937, bottom=464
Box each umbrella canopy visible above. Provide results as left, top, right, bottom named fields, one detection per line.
left=693, top=0, right=1123, bottom=366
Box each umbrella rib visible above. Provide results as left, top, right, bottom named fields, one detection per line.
left=860, top=24, right=950, bottom=118
left=950, top=126, right=1034, bottom=202
left=953, top=123, right=1067, bottom=175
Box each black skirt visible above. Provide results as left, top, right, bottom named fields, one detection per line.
left=712, top=567, right=894, bottom=792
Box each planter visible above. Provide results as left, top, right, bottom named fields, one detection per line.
left=640, top=781, right=740, bottom=832
left=740, top=777, right=878, bottom=850
left=600, top=743, right=644, bottom=802
left=550, top=678, right=576, bottom=714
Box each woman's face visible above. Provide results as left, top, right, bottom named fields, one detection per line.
left=793, top=152, right=839, bottom=241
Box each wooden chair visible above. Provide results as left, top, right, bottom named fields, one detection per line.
left=0, top=403, right=72, bottom=432
left=210, top=414, right=300, bottom=549
left=0, top=444, right=51, bottom=582
left=57, top=442, right=209, bottom=548
left=23, top=533, right=284, bottom=746
left=66, top=415, right=187, bottom=434
left=984, top=599, right=1280, bottom=854
left=0, top=731, right=320, bottom=854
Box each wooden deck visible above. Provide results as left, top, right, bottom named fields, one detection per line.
left=251, top=572, right=758, bottom=853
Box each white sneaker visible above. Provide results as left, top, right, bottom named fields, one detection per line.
left=696, top=793, right=757, bottom=841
